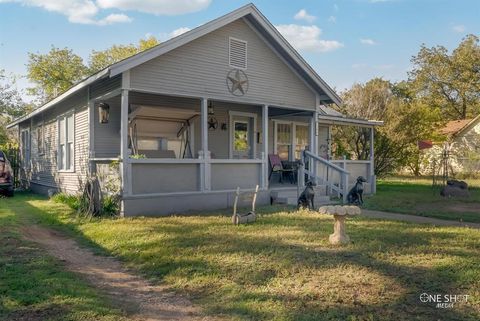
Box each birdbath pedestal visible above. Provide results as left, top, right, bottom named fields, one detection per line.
left=318, top=206, right=361, bottom=245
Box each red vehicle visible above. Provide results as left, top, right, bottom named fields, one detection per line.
left=0, top=150, right=14, bottom=197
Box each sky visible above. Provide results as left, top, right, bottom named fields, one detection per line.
left=0, top=0, right=479, bottom=102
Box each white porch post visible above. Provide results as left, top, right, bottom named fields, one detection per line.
left=369, top=126, right=376, bottom=194
left=87, top=93, right=96, bottom=175
left=309, top=110, right=319, bottom=182
left=120, top=88, right=131, bottom=201
left=262, top=105, right=269, bottom=189
left=200, top=98, right=210, bottom=191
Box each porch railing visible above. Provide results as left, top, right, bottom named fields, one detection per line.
left=123, top=152, right=264, bottom=197
left=299, top=150, right=350, bottom=203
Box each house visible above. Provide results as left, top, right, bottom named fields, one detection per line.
left=8, top=4, right=381, bottom=216
left=425, top=115, right=480, bottom=176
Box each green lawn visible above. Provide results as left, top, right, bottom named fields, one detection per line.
left=0, top=195, right=129, bottom=321
left=364, top=178, right=480, bottom=223
left=3, top=193, right=479, bottom=321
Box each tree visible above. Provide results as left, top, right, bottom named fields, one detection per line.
left=27, top=47, right=89, bottom=102
left=409, top=34, right=480, bottom=120
left=88, top=36, right=159, bottom=73
left=333, top=78, right=440, bottom=176
left=26, top=37, right=160, bottom=104
left=0, top=70, right=31, bottom=146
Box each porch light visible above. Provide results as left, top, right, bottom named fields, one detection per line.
left=98, top=102, right=110, bottom=124
left=208, top=101, right=214, bottom=115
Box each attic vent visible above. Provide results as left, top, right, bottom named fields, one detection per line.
left=229, top=37, right=247, bottom=69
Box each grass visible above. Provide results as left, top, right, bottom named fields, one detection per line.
left=2, top=193, right=480, bottom=321
left=0, top=195, right=129, bottom=321
left=363, top=177, right=480, bottom=223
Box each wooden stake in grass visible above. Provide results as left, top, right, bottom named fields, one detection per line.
left=232, top=185, right=258, bottom=225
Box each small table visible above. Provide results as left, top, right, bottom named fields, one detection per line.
left=281, top=160, right=300, bottom=184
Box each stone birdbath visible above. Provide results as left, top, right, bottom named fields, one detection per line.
left=318, top=205, right=361, bottom=245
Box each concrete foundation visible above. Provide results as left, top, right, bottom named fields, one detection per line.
left=28, top=181, right=59, bottom=196
left=121, top=190, right=271, bottom=217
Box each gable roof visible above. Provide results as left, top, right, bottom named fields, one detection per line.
left=108, top=3, right=341, bottom=104
left=440, top=115, right=480, bottom=137
left=8, top=3, right=341, bottom=129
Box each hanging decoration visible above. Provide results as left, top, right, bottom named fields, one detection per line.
left=226, top=69, right=249, bottom=96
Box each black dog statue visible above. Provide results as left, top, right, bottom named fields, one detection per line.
left=347, top=176, right=367, bottom=205
left=297, top=181, right=316, bottom=210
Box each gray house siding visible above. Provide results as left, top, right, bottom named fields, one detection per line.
left=19, top=90, right=90, bottom=194
left=129, top=19, right=316, bottom=109
left=91, top=75, right=122, bottom=158
left=90, top=75, right=121, bottom=100
left=93, top=96, right=121, bottom=158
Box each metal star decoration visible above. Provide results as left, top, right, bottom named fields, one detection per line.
left=226, top=69, right=249, bottom=96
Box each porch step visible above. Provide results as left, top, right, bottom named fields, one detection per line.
left=271, top=186, right=336, bottom=206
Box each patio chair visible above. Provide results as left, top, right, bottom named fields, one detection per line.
left=268, top=154, right=295, bottom=184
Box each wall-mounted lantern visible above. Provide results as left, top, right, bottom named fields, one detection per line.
left=98, top=102, right=110, bottom=124
left=208, top=101, right=215, bottom=115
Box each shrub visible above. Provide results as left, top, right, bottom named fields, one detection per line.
left=101, top=194, right=120, bottom=216
left=52, top=192, right=119, bottom=216
left=51, top=193, right=80, bottom=210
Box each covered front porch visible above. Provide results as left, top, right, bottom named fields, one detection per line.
left=89, top=88, right=379, bottom=215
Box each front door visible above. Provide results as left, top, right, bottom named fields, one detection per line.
left=231, top=115, right=254, bottom=159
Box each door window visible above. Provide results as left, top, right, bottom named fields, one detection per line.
left=234, top=121, right=249, bottom=152
left=230, top=114, right=255, bottom=159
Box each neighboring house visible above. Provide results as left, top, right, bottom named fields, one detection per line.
left=428, top=116, right=480, bottom=175
left=8, top=4, right=381, bottom=216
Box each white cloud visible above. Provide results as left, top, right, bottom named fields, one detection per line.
left=452, top=25, right=466, bottom=33
left=333, top=4, right=339, bottom=12
left=328, top=15, right=336, bottom=23
left=275, top=24, right=343, bottom=53
left=360, top=38, right=376, bottom=45
left=97, top=13, right=132, bottom=25
left=169, top=27, right=191, bottom=38
left=0, top=0, right=132, bottom=25
left=0, top=0, right=211, bottom=25
left=97, top=0, right=211, bottom=15
left=159, top=27, right=191, bottom=40
left=294, top=9, right=316, bottom=23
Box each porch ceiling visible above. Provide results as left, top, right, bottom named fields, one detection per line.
left=130, top=105, right=200, bottom=121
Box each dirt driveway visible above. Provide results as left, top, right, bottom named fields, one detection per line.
left=21, top=225, right=221, bottom=321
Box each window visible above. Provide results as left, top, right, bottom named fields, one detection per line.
left=229, top=112, right=256, bottom=159
left=295, top=125, right=309, bottom=160
left=276, top=123, right=291, bottom=160
left=234, top=121, right=249, bottom=152
left=58, top=113, right=74, bottom=171
left=275, top=122, right=310, bottom=161
left=36, top=125, right=44, bottom=155
left=229, top=37, right=247, bottom=69
left=20, top=129, right=30, bottom=168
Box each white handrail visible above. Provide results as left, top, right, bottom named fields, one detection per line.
left=304, top=150, right=349, bottom=174
left=300, top=150, right=349, bottom=203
